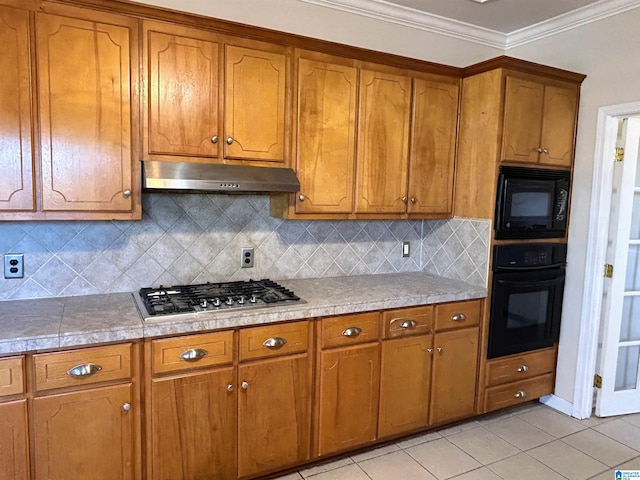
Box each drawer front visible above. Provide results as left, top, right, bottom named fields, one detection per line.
left=321, top=312, right=380, bottom=349
left=486, top=347, right=557, bottom=386
left=0, top=356, right=24, bottom=397
left=153, top=330, right=234, bottom=374
left=434, top=300, right=481, bottom=331
left=239, top=321, right=309, bottom=361
left=35, top=343, right=132, bottom=391
left=382, top=305, right=433, bottom=339
left=484, top=373, right=554, bottom=412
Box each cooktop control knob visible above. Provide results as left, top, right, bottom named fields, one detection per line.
left=249, top=294, right=257, bottom=303
left=225, top=297, right=234, bottom=306
left=238, top=295, right=246, bottom=305
left=200, top=299, right=208, bottom=308
left=212, top=298, right=221, bottom=307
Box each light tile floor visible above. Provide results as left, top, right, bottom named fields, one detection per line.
left=273, top=403, right=640, bottom=480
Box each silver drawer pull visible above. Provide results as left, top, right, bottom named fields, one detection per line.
left=263, top=337, right=287, bottom=349
left=179, top=348, right=209, bottom=362
left=401, top=319, right=418, bottom=329
left=342, top=327, right=362, bottom=337
left=514, top=390, right=527, bottom=398
left=122, top=402, right=131, bottom=412
left=67, top=363, right=102, bottom=378
left=451, top=313, right=467, bottom=322
left=517, top=365, right=529, bottom=373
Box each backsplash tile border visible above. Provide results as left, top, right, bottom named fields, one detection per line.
left=0, top=194, right=490, bottom=300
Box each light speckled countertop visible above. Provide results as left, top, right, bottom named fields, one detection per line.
left=0, top=272, right=486, bottom=355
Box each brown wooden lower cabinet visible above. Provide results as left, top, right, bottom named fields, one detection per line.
left=33, top=383, right=135, bottom=480
left=0, top=399, right=29, bottom=480
left=379, top=334, right=432, bottom=438
left=151, top=367, right=237, bottom=480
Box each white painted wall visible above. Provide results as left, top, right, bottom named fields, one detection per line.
left=133, top=0, right=502, bottom=65
left=508, top=8, right=640, bottom=405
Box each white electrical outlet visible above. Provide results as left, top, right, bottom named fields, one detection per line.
left=241, top=248, right=254, bottom=268
left=4, top=253, right=24, bottom=278
left=402, top=241, right=410, bottom=258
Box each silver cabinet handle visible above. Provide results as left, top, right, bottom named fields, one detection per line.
left=401, top=196, right=408, bottom=203
left=410, top=197, right=417, bottom=204
left=427, top=348, right=433, bottom=354
left=226, top=137, right=234, bottom=145
left=542, top=148, right=548, bottom=154
left=263, top=337, right=287, bottom=349
left=241, top=381, right=249, bottom=390
left=67, top=363, right=102, bottom=378
left=227, top=384, right=234, bottom=392
left=299, top=194, right=305, bottom=201
left=342, top=326, right=362, bottom=337
left=179, top=348, right=209, bottom=362
left=514, top=390, right=527, bottom=398
left=537, top=147, right=544, bottom=153
left=401, top=319, right=418, bottom=329
left=451, top=313, right=467, bottom=322
left=211, top=135, right=218, bottom=144
left=436, top=347, right=443, bottom=353
left=123, top=189, right=131, bottom=198
left=517, top=365, right=529, bottom=372
left=122, top=402, right=131, bottom=412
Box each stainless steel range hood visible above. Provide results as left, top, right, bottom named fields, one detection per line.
left=142, top=160, right=300, bottom=194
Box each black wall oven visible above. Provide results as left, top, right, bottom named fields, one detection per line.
left=495, top=166, right=570, bottom=239
left=487, top=243, right=567, bottom=359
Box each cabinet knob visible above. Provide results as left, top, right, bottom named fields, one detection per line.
left=436, top=347, right=443, bottom=353
left=211, top=135, right=218, bottom=144
left=451, top=313, right=467, bottom=322
left=241, top=381, right=249, bottom=390
left=226, top=137, right=234, bottom=145
left=122, top=402, right=131, bottom=412
left=123, top=189, right=131, bottom=198
left=179, top=348, right=209, bottom=362
left=263, top=337, right=287, bottom=349
left=342, top=326, right=362, bottom=337
left=537, top=147, right=544, bottom=153
left=401, top=196, right=408, bottom=204
left=227, top=384, right=234, bottom=392
left=67, top=363, right=102, bottom=378
left=410, top=197, right=417, bottom=204
left=401, top=319, right=418, bottom=329
left=517, top=365, right=529, bottom=372
left=299, top=194, right=305, bottom=201
left=427, top=348, right=433, bottom=354
left=542, top=148, right=548, bottom=154
left=514, top=390, right=527, bottom=398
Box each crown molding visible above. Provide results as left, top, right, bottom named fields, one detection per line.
left=506, top=0, right=640, bottom=49
left=298, top=0, right=640, bottom=50
left=297, top=0, right=506, bottom=48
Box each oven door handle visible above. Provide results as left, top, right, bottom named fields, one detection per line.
left=496, top=262, right=566, bottom=271
left=496, top=277, right=563, bottom=288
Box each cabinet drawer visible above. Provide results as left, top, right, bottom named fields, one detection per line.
left=152, top=330, right=234, bottom=374
left=434, top=300, right=481, bottom=331
left=239, top=321, right=309, bottom=361
left=485, top=347, right=556, bottom=386
left=35, top=343, right=132, bottom=391
left=382, top=305, right=433, bottom=339
left=321, top=312, right=380, bottom=348
left=484, top=373, right=554, bottom=412
left=0, top=356, right=24, bottom=397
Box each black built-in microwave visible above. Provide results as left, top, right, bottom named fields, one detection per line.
left=494, top=166, right=570, bottom=239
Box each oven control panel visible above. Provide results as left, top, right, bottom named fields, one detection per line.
left=493, top=243, right=567, bottom=270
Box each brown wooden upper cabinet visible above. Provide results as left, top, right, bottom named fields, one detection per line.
left=143, top=21, right=289, bottom=165
left=501, top=75, right=579, bottom=167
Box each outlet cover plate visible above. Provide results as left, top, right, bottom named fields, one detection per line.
left=4, top=254, right=24, bottom=278
left=241, top=248, right=254, bottom=268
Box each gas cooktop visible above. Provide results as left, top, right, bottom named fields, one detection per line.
left=136, top=279, right=302, bottom=318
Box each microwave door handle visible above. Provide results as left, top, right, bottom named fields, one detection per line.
left=496, top=277, right=564, bottom=288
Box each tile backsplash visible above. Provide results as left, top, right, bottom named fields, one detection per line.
left=0, top=194, right=490, bottom=300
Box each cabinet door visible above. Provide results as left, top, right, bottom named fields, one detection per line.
left=0, top=400, right=29, bottom=480
left=238, top=354, right=311, bottom=478
left=151, top=367, right=236, bottom=480
left=540, top=84, right=578, bottom=167
left=36, top=12, right=134, bottom=212
left=295, top=54, right=357, bottom=213
left=145, top=23, right=220, bottom=159
left=0, top=6, right=33, bottom=212
left=356, top=69, right=411, bottom=213
left=408, top=78, right=459, bottom=215
left=224, top=43, right=287, bottom=162
left=317, top=343, right=380, bottom=456
left=33, top=383, right=134, bottom=480
left=379, top=335, right=432, bottom=438
left=430, top=328, right=478, bottom=425
left=501, top=76, right=544, bottom=164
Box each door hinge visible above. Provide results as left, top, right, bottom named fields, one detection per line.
left=604, top=264, right=614, bottom=278
left=594, top=374, right=603, bottom=388
left=614, top=147, right=624, bottom=162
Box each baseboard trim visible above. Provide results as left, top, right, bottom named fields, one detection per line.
left=540, top=394, right=575, bottom=417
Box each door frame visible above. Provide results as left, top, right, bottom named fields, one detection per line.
left=570, top=101, right=640, bottom=419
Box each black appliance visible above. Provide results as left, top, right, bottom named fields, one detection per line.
left=495, top=166, right=570, bottom=239
left=487, top=243, right=567, bottom=359
left=137, top=279, right=301, bottom=318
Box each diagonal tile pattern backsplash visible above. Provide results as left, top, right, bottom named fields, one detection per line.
left=0, top=194, right=490, bottom=300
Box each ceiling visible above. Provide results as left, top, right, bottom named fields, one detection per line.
left=298, top=0, right=640, bottom=48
